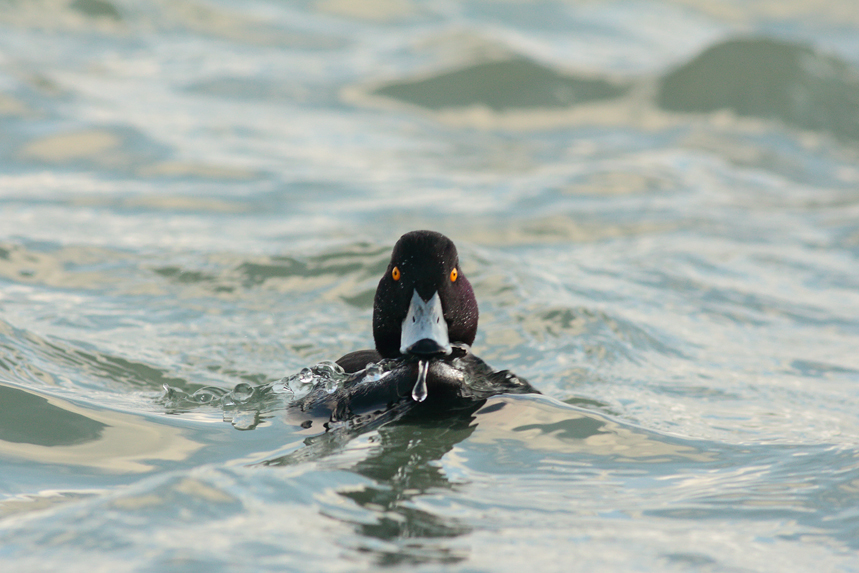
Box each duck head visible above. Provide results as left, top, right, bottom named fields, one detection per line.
left=373, top=230, right=478, bottom=359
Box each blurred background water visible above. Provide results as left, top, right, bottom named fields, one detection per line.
left=2, top=0, right=859, bottom=571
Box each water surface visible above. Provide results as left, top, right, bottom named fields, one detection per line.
left=2, top=0, right=859, bottom=571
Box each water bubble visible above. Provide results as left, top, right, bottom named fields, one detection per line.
left=286, top=367, right=316, bottom=399
left=313, top=361, right=344, bottom=377
left=192, top=386, right=227, bottom=404
left=230, top=382, right=255, bottom=403
left=362, top=363, right=384, bottom=383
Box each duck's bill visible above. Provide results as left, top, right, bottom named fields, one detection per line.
left=400, top=289, right=452, bottom=356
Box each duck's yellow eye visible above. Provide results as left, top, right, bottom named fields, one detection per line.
left=450, top=268, right=458, bottom=282
left=392, top=266, right=401, bottom=281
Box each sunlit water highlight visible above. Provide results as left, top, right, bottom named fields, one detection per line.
left=2, top=0, right=859, bottom=571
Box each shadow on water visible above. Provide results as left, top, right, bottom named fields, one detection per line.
left=69, top=0, right=122, bottom=21
left=0, top=382, right=200, bottom=473
left=366, top=36, right=859, bottom=143
left=657, top=37, right=859, bottom=141
left=373, top=57, right=630, bottom=111
left=0, top=384, right=106, bottom=447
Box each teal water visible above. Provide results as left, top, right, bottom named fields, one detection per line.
left=2, top=1, right=859, bottom=571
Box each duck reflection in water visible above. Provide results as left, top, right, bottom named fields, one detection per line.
left=265, top=406, right=480, bottom=565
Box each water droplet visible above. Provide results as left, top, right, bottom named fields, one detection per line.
left=286, top=367, right=316, bottom=399
left=325, top=377, right=338, bottom=394
left=161, top=384, right=189, bottom=403
left=230, top=411, right=259, bottom=430
left=230, top=382, right=254, bottom=403
left=298, top=367, right=313, bottom=384
left=272, top=377, right=294, bottom=396
left=192, top=386, right=226, bottom=404
left=412, top=360, right=428, bottom=402
left=313, top=361, right=344, bottom=377
left=362, top=363, right=384, bottom=383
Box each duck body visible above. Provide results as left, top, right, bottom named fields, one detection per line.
left=292, top=344, right=536, bottom=425
left=289, top=230, right=538, bottom=426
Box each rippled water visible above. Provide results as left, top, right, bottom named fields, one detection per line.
left=3, top=1, right=859, bottom=571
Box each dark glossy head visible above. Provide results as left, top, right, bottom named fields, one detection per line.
left=373, top=231, right=478, bottom=358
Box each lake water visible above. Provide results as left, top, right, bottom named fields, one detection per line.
left=2, top=0, right=859, bottom=571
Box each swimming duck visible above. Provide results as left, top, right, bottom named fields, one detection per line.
left=291, top=230, right=537, bottom=425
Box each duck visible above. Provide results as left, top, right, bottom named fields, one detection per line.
left=289, top=230, right=538, bottom=426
